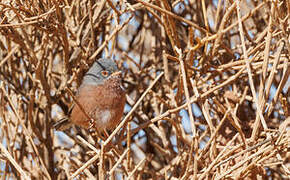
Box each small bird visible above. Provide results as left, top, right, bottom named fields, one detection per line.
left=53, top=58, right=126, bottom=132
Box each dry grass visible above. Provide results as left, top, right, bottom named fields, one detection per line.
left=0, top=0, right=289, bottom=179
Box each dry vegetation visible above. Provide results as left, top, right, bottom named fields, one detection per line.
left=0, top=0, right=289, bottom=179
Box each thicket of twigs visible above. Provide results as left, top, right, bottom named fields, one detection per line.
left=0, top=0, right=289, bottom=179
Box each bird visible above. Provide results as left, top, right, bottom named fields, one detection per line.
left=53, top=58, right=126, bottom=132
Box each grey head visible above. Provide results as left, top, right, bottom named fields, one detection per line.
left=82, top=58, right=120, bottom=85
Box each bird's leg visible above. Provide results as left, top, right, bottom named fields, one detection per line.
left=88, top=118, right=96, bottom=130
left=89, top=118, right=107, bottom=141
left=103, top=130, right=109, bottom=138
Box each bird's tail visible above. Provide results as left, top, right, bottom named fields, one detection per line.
left=53, top=117, right=72, bottom=131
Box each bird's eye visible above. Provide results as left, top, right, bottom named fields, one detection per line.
left=101, top=70, right=109, bottom=77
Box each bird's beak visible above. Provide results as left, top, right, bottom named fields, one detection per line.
left=111, top=71, right=122, bottom=77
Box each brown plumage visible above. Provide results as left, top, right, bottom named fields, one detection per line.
left=53, top=58, right=126, bottom=132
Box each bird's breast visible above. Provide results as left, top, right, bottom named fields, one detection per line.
left=70, top=77, right=125, bottom=130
